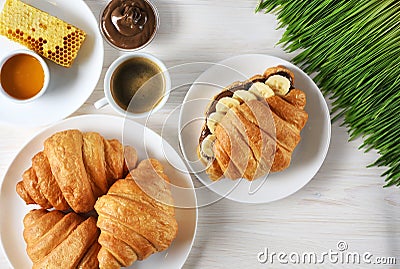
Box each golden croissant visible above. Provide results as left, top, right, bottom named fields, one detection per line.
left=95, top=159, right=178, bottom=269
left=23, top=209, right=100, bottom=269
left=198, top=65, right=308, bottom=181
left=16, top=129, right=138, bottom=213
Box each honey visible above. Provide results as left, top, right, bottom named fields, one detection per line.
left=0, top=53, right=44, bottom=100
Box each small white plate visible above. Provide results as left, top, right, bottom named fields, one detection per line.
left=0, top=114, right=197, bottom=269
left=0, top=0, right=104, bottom=126
left=179, top=54, right=331, bottom=203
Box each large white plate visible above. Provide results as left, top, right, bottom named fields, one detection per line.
left=179, top=54, right=331, bottom=203
left=0, top=0, right=104, bottom=126
left=0, top=114, right=197, bottom=269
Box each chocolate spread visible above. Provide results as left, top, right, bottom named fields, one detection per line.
left=199, top=81, right=251, bottom=145
left=101, top=0, right=157, bottom=50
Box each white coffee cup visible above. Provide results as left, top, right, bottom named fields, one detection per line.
left=95, top=52, right=171, bottom=118
left=0, top=49, right=50, bottom=103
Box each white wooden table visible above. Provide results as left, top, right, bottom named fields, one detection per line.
left=0, top=0, right=399, bottom=268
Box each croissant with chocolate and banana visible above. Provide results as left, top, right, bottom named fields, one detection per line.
left=198, top=65, right=308, bottom=181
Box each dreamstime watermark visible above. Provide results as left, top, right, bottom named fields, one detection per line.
left=257, top=241, right=397, bottom=265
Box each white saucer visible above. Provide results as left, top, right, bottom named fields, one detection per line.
left=0, top=114, right=197, bottom=268
left=179, top=54, right=331, bottom=203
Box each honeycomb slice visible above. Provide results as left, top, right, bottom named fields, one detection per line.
left=0, top=0, right=86, bottom=67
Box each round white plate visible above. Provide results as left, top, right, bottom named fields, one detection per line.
left=0, top=0, right=104, bottom=126
left=0, top=114, right=197, bottom=269
left=179, top=54, right=331, bottom=204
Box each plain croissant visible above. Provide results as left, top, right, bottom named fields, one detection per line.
left=23, top=209, right=100, bottom=269
left=94, top=159, right=178, bottom=269
left=16, top=129, right=138, bottom=213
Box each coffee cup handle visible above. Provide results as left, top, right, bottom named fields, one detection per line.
left=94, top=97, right=109, bottom=109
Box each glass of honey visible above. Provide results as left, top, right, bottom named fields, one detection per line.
left=0, top=49, right=50, bottom=103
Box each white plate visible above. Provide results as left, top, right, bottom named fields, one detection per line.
left=179, top=54, right=331, bottom=204
left=0, top=114, right=197, bottom=269
left=0, top=0, right=104, bottom=126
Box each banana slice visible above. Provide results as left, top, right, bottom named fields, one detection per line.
left=265, top=75, right=291, bottom=96
left=233, top=90, right=257, bottom=103
left=207, top=112, right=225, bottom=133
left=201, top=134, right=216, bottom=158
left=216, top=97, right=240, bottom=113
left=249, top=82, right=275, bottom=99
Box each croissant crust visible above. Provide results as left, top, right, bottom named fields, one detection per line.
left=200, top=66, right=309, bottom=180
left=16, top=129, right=138, bottom=213
left=23, top=209, right=100, bottom=269
left=95, top=159, right=178, bottom=269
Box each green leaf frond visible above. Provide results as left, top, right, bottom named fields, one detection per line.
left=256, top=0, right=400, bottom=187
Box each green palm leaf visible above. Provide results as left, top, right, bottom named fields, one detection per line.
left=257, top=0, right=400, bottom=187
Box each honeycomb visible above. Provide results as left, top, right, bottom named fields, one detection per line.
left=0, top=0, right=86, bottom=68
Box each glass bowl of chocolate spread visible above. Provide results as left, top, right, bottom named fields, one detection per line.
left=100, top=0, right=159, bottom=51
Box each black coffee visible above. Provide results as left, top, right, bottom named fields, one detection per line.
left=111, top=57, right=165, bottom=113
